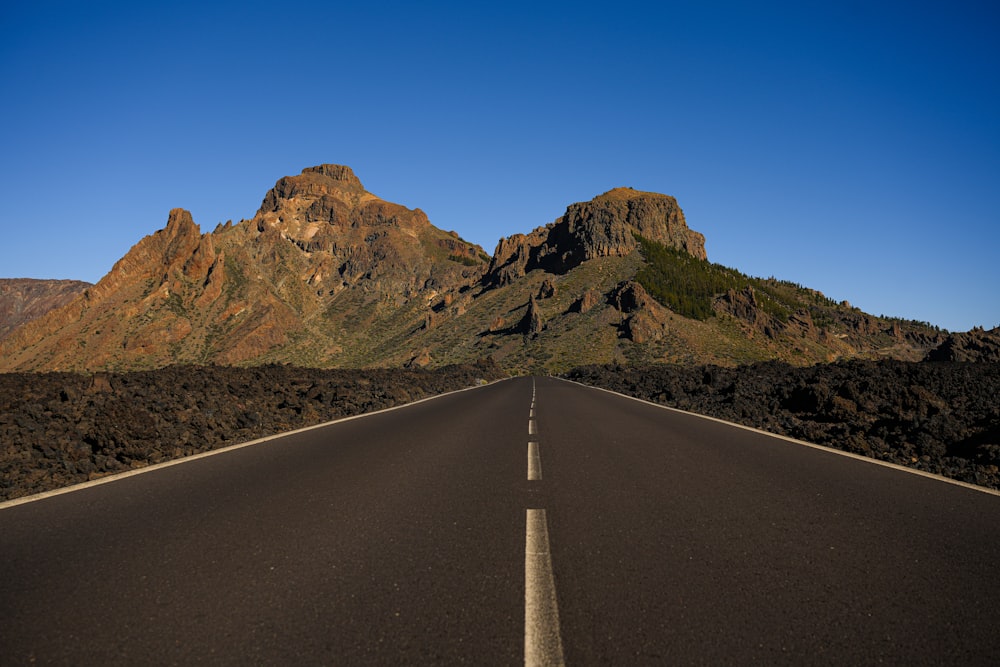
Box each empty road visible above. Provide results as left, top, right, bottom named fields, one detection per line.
left=3, top=376, right=999, bottom=665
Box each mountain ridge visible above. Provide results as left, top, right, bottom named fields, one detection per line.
left=0, top=164, right=953, bottom=373
left=0, top=279, right=92, bottom=341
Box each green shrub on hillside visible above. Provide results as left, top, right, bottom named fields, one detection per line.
left=448, top=253, right=481, bottom=266
left=634, top=235, right=790, bottom=321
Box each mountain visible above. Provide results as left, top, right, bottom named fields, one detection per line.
left=0, top=279, right=91, bottom=340
left=0, top=165, right=486, bottom=371
left=0, top=164, right=946, bottom=373
left=372, top=185, right=942, bottom=371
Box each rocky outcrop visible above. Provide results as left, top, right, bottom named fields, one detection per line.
left=483, top=188, right=706, bottom=287
left=714, top=286, right=780, bottom=339
left=259, top=164, right=366, bottom=216
left=537, top=278, right=556, bottom=300
left=486, top=232, right=545, bottom=288
left=611, top=281, right=670, bottom=343
left=611, top=280, right=654, bottom=314
left=252, top=165, right=486, bottom=296
left=555, top=187, right=706, bottom=263
left=517, top=296, right=545, bottom=335
left=0, top=279, right=91, bottom=340
left=571, top=290, right=601, bottom=314
left=925, top=327, right=1000, bottom=362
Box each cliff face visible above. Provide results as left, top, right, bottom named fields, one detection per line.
left=0, top=279, right=91, bottom=340
left=484, top=188, right=705, bottom=287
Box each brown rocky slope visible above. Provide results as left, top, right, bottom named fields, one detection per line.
left=0, top=279, right=91, bottom=340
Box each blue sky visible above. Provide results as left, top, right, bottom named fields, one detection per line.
left=1, top=0, right=997, bottom=331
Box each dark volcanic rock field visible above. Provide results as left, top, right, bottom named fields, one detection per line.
left=566, top=360, right=1000, bottom=489
left=3, top=359, right=998, bottom=502
left=0, top=360, right=502, bottom=502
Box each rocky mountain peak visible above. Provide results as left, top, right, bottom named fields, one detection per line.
left=166, top=207, right=196, bottom=229
left=258, top=164, right=369, bottom=216
left=560, top=187, right=706, bottom=262
left=484, top=187, right=707, bottom=287
left=163, top=208, right=201, bottom=250
left=302, top=164, right=363, bottom=185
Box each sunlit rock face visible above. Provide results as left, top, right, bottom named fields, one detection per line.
left=484, top=187, right=705, bottom=287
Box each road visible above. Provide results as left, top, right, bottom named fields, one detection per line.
left=2, top=376, right=999, bottom=665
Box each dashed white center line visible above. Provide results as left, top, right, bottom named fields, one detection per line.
left=528, top=419, right=537, bottom=435
left=528, top=441, right=542, bottom=481
left=525, top=509, right=565, bottom=666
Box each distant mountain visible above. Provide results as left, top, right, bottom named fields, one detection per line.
left=0, top=279, right=91, bottom=341
left=0, top=164, right=947, bottom=373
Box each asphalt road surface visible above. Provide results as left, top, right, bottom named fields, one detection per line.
left=3, top=376, right=999, bottom=665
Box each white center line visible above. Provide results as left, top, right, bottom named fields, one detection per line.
left=528, top=419, right=537, bottom=435
left=528, top=441, right=542, bottom=481
left=525, top=509, right=565, bottom=666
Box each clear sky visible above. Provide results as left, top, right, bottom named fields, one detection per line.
left=1, top=0, right=997, bottom=332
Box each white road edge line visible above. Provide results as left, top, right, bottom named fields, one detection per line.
left=557, top=377, right=1000, bottom=498
left=528, top=441, right=542, bottom=481
left=0, top=378, right=513, bottom=511
left=525, top=509, right=565, bottom=667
